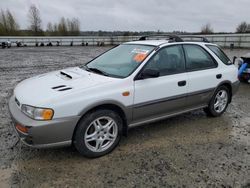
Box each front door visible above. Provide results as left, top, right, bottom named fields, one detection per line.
left=132, top=45, right=188, bottom=124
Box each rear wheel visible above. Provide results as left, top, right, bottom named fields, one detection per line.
left=204, top=86, right=230, bottom=117
left=74, top=109, right=123, bottom=158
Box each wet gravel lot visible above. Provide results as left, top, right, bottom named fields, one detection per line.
left=0, top=46, right=249, bottom=187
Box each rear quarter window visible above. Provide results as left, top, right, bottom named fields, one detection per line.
left=206, top=45, right=232, bottom=65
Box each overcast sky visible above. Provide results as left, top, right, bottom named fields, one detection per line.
left=1, top=0, right=250, bottom=32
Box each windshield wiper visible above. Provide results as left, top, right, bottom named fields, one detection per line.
left=83, top=65, right=109, bottom=76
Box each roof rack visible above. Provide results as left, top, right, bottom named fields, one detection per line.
left=138, top=34, right=210, bottom=43
left=138, top=34, right=183, bottom=42
left=179, top=35, right=210, bottom=43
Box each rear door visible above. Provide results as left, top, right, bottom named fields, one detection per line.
left=132, top=45, right=188, bottom=124
left=183, top=44, right=222, bottom=108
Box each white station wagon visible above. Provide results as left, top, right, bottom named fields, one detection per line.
left=9, top=35, right=239, bottom=158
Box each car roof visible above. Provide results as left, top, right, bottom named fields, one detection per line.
left=124, top=40, right=212, bottom=47
left=124, top=40, right=169, bottom=46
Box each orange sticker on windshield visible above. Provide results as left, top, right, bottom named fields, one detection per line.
left=133, top=53, right=147, bottom=62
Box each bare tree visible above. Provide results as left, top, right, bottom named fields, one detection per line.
left=46, top=22, right=53, bottom=35
left=0, top=22, right=3, bottom=35
left=6, top=9, right=19, bottom=35
left=0, top=9, right=19, bottom=35
left=28, top=5, right=42, bottom=35
left=0, top=10, right=8, bottom=35
left=67, top=18, right=73, bottom=35
left=67, top=18, right=80, bottom=35
left=201, top=23, right=213, bottom=34
left=236, top=22, right=250, bottom=33
left=71, top=18, right=80, bottom=35
left=58, top=17, right=68, bottom=35
left=53, top=23, right=58, bottom=35
left=45, top=18, right=80, bottom=36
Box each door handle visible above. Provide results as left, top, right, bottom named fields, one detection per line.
left=216, top=74, right=222, bottom=79
left=178, top=80, right=186, bottom=87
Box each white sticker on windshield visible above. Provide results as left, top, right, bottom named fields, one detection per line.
left=131, top=48, right=149, bottom=54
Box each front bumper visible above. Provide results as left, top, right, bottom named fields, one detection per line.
left=8, top=96, right=80, bottom=148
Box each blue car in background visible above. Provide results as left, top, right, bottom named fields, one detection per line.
left=237, top=53, right=250, bottom=83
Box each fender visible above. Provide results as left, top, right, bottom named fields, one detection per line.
left=213, top=80, right=239, bottom=103
left=78, top=100, right=133, bottom=125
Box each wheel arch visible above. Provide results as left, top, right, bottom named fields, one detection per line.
left=215, top=80, right=233, bottom=103
left=72, top=101, right=131, bottom=142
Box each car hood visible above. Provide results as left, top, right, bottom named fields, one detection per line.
left=14, top=67, right=114, bottom=107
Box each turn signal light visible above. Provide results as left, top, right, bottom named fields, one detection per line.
left=42, top=109, right=54, bottom=120
left=122, top=91, right=130, bottom=96
left=16, top=124, right=28, bottom=134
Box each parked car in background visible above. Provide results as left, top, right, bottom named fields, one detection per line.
left=9, top=35, right=239, bottom=158
left=236, top=53, right=250, bottom=83
left=1, top=40, right=11, bottom=48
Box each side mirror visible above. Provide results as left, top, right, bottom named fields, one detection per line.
left=138, top=69, right=160, bottom=80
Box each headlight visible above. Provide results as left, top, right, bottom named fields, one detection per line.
left=21, top=105, right=54, bottom=120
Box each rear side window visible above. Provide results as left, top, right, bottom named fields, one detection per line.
left=183, top=45, right=217, bottom=71
left=206, top=45, right=232, bottom=65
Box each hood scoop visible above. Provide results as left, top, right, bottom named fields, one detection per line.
left=52, top=85, right=72, bottom=91
left=60, top=71, right=72, bottom=79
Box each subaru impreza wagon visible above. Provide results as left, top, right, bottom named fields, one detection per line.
left=9, top=35, right=240, bottom=158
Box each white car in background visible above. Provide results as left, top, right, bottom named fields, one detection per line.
left=9, top=35, right=239, bottom=158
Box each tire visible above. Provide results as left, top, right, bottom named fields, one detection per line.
left=74, top=109, right=123, bottom=158
left=204, top=85, right=230, bottom=117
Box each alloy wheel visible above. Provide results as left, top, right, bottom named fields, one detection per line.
left=214, top=90, right=228, bottom=113
left=84, top=116, right=118, bottom=153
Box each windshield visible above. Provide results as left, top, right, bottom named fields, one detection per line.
left=85, top=44, right=155, bottom=78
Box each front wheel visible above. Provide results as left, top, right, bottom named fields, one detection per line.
left=204, top=86, right=230, bottom=117
left=74, top=109, right=123, bottom=158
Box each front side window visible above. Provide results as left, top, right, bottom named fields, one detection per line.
left=183, top=45, right=217, bottom=71
left=143, top=45, right=185, bottom=76
left=85, top=44, right=154, bottom=78
left=206, top=45, right=232, bottom=65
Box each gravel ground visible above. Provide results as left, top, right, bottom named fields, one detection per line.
left=0, top=46, right=249, bottom=188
